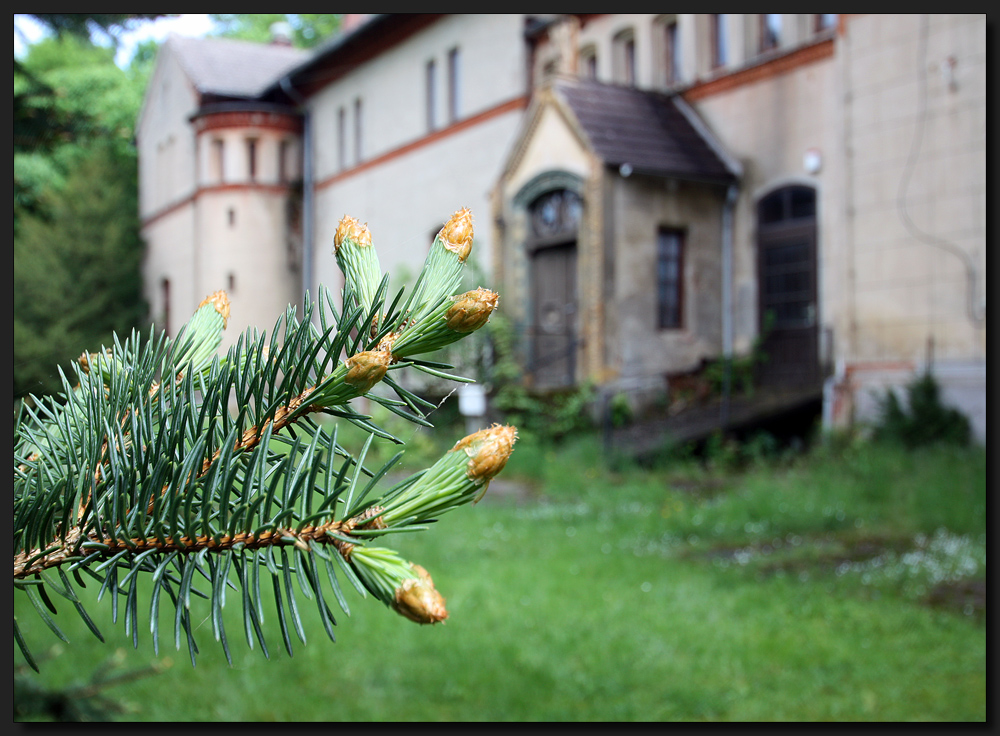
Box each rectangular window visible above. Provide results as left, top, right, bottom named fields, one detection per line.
left=278, top=139, right=287, bottom=182
left=815, top=14, right=837, bottom=33
left=353, top=98, right=363, bottom=164
left=337, top=106, right=346, bottom=170
left=447, top=47, right=461, bottom=123
left=426, top=59, right=437, bottom=131
left=760, top=14, right=782, bottom=52
left=711, top=14, right=728, bottom=69
left=624, top=37, right=636, bottom=86
left=161, top=278, right=171, bottom=337
left=246, top=138, right=258, bottom=181
left=582, top=49, right=597, bottom=80
left=665, top=20, right=681, bottom=84
left=212, top=139, right=225, bottom=183
left=657, top=229, right=684, bottom=330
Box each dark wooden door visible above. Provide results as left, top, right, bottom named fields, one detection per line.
left=756, top=187, right=820, bottom=388
left=530, top=242, right=577, bottom=388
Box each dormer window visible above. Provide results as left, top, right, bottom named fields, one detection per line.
left=760, top=14, right=782, bottom=53
left=613, top=28, right=636, bottom=86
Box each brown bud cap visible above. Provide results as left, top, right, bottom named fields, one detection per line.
left=445, top=288, right=499, bottom=333
left=334, top=215, right=372, bottom=252
left=198, top=290, right=231, bottom=329
left=438, top=207, right=474, bottom=262
left=343, top=349, right=391, bottom=393
left=452, top=424, right=518, bottom=485
left=391, top=564, right=449, bottom=625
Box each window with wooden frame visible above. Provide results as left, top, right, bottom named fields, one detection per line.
left=815, top=14, right=837, bottom=33
left=246, top=138, right=258, bottom=181
left=426, top=58, right=437, bottom=131
left=612, top=28, right=636, bottom=86
left=711, top=14, right=728, bottom=69
left=447, top=47, right=461, bottom=123
left=580, top=45, right=597, bottom=80
left=353, top=97, right=363, bottom=163
left=657, top=228, right=685, bottom=330
left=760, top=14, right=782, bottom=53
left=337, top=106, right=346, bottom=171
left=665, top=18, right=681, bottom=84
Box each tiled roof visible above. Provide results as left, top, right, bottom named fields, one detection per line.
left=554, top=78, right=736, bottom=184
left=166, top=34, right=309, bottom=99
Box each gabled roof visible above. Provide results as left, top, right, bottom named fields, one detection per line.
left=553, top=78, right=737, bottom=184
left=166, top=34, right=309, bottom=99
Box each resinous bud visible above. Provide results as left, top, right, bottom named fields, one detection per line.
left=198, top=290, right=231, bottom=329
left=344, top=349, right=391, bottom=393
left=452, top=424, right=518, bottom=485
left=438, top=207, right=474, bottom=262
left=333, top=215, right=373, bottom=252
left=445, top=288, right=499, bottom=333
left=391, top=564, right=449, bottom=625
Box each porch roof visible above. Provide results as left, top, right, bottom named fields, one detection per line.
left=554, top=78, right=737, bottom=185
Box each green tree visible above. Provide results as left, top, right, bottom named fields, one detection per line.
left=14, top=30, right=150, bottom=400
left=210, top=14, right=342, bottom=48
left=15, top=144, right=146, bottom=399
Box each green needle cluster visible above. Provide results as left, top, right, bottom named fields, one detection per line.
left=13, top=206, right=517, bottom=670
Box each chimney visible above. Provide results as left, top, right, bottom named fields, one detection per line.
left=269, top=21, right=294, bottom=46
left=340, top=14, right=370, bottom=34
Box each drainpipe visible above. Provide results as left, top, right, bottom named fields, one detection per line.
left=720, top=182, right=739, bottom=429
left=281, top=76, right=314, bottom=309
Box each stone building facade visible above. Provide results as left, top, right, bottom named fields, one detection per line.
left=137, top=14, right=986, bottom=441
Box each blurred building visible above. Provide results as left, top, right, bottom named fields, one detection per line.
left=137, top=14, right=986, bottom=441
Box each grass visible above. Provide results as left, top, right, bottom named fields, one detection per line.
left=14, top=428, right=986, bottom=721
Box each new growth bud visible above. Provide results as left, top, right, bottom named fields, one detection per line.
left=391, top=564, right=449, bottom=625
left=198, top=290, right=231, bottom=329
left=344, top=349, right=391, bottom=394
left=437, top=207, right=474, bottom=263
left=445, top=288, right=500, bottom=333
left=333, top=215, right=372, bottom=252
left=453, top=424, right=518, bottom=487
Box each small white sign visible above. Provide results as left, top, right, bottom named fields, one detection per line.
left=458, top=384, right=487, bottom=417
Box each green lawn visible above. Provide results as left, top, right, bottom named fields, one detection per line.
left=15, top=432, right=986, bottom=721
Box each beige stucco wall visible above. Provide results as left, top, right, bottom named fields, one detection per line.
left=306, top=14, right=530, bottom=301
left=136, top=42, right=200, bottom=219
left=840, top=13, right=986, bottom=365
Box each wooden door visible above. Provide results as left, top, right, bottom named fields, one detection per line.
left=530, top=242, right=577, bottom=388
left=756, top=187, right=820, bottom=388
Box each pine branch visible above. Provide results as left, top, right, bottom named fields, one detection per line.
left=14, top=208, right=516, bottom=669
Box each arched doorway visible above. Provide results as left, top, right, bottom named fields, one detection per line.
left=756, top=185, right=820, bottom=388
left=527, top=188, right=582, bottom=388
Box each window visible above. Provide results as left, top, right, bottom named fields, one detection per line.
left=161, top=278, right=171, bottom=337
left=426, top=59, right=437, bottom=131
left=580, top=46, right=597, bottom=80
left=212, top=139, right=225, bottom=183
left=353, top=98, right=363, bottom=164
left=246, top=138, right=258, bottom=181
left=278, top=139, right=289, bottom=183
left=760, top=14, right=782, bottom=52
left=665, top=19, right=681, bottom=84
left=657, top=229, right=684, bottom=329
left=337, top=106, right=346, bottom=171
left=711, top=14, right=728, bottom=69
left=613, top=29, right=636, bottom=86
left=815, top=14, right=837, bottom=33
left=228, top=208, right=236, bottom=227
left=447, top=47, right=461, bottom=123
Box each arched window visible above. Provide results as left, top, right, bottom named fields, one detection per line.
left=529, top=189, right=582, bottom=244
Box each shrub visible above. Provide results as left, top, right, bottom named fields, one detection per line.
left=872, top=372, right=971, bottom=448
